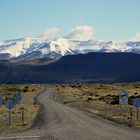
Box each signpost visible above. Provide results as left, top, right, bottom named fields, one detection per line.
left=5, top=98, right=16, bottom=125
left=14, top=93, right=25, bottom=125
left=119, top=91, right=128, bottom=105
left=20, top=107, right=25, bottom=125
left=0, top=91, right=24, bottom=126
left=133, top=98, right=140, bottom=120
left=14, top=93, right=22, bottom=103
left=129, top=107, right=133, bottom=127
left=14, top=92, right=22, bottom=109
left=0, top=95, right=3, bottom=107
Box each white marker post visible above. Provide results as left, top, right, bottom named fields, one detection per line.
left=119, top=91, right=128, bottom=105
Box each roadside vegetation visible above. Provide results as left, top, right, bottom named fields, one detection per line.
left=0, top=84, right=45, bottom=133
left=54, top=83, right=140, bottom=129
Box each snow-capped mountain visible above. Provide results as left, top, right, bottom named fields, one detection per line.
left=0, top=37, right=140, bottom=61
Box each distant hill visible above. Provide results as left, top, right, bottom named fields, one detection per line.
left=0, top=58, right=55, bottom=84
left=0, top=52, right=139, bottom=84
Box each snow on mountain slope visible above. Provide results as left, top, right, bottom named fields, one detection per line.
left=39, top=38, right=73, bottom=56
left=49, top=38, right=72, bottom=55
left=0, top=37, right=140, bottom=61
left=0, top=38, right=35, bottom=57
left=100, top=41, right=132, bottom=52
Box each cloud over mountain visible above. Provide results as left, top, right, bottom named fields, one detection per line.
left=130, top=32, right=140, bottom=41
left=0, top=25, right=140, bottom=61
left=38, top=28, right=60, bottom=40
left=65, top=26, right=95, bottom=41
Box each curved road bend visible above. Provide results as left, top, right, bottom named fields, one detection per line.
left=1, top=87, right=140, bottom=140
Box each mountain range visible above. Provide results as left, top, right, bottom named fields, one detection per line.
left=0, top=37, right=140, bottom=84
left=0, top=37, right=140, bottom=61
left=0, top=52, right=140, bottom=84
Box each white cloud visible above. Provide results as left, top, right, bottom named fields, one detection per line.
left=39, top=28, right=60, bottom=40
left=130, top=32, right=140, bottom=41
left=66, top=26, right=95, bottom=41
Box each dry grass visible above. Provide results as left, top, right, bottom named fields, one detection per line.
left=54, top=83, right=140, bottom=129
left=0, top=84, right=45, bottom=133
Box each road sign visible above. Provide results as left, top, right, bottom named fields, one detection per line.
left=14, top=93, right=22, bottom=103
left=119, top=91, right=128, bottom=105
left=133, top=98, right=140, bottom=121
left=0, top=95, right=3, bottom=106
left=5, top=99, right=16, bottom=110
left=133, top=98, right=140, bottom=108
left=5, top=98, right=16, bottom=125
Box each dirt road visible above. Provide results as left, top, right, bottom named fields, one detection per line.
left=1, top=87, right=140, bottom=140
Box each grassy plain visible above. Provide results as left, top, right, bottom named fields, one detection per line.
left=54, top=83, right=140, bottom=129
left=1, top=83, right=140, bottom=133
left=0, top=84, right=45, bottom=133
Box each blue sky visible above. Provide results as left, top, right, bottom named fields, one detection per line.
left=0, top=0, right=140, bottom=41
